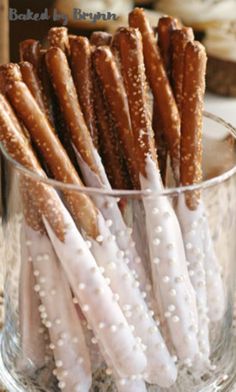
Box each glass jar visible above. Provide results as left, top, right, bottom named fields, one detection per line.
left=0, top=112, right=236, bottom=392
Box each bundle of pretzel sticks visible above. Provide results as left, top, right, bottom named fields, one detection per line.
left=0, top=7, right=225, bottom=392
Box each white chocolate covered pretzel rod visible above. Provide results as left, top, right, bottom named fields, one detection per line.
left=7, top=77, right=178, bottom=386
left=0, top=93, right=147, bottom=378
left=129, top=8, right=181, bottom=183
left=177, top=41, right=224, bottom=324
left=107, top=27, right=199, bottom=362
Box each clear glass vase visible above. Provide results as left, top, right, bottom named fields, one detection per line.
left=1, top=112, right=236, bottom=392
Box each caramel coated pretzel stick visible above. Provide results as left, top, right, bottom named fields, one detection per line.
left=90, top=31, right=112, bottom=46
left=0, top=95, right=147, bottom=377
left=178, top=41, right=224, bottom=324
left=47, top=27, right=70, bottom=57
left=93, top=46, right=139, bottom=189
left=116, top=27, right=199, bottom=362
left=171, top=27, right=194, bottom=113
left=129, top=8, right=180, bottom=183
left=157, top=16, right=179, bottom=77
left=70, top=37, right=98, bottom=147
left=6, top=80, right=179, bottom=386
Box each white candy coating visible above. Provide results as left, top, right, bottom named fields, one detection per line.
left=140, top=156, right=200, bottom=361
left=91, top=214, right=177, bottom=387
left=24, top=223, right=92, bottom=392
left=176, top=195, right=210, bottom=362
left=43, top=201, right=147, bottom=378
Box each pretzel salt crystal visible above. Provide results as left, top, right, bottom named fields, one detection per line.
left=0, top=97, right=147, bottom=377
left=129, top=8, right=180, bottom=183
left=115, top=27, right=200, bottom=362
left=6, top=81, right=99, bottom=239
left=93, top=46, right=140, bottom=189
left=70, top=37, right=98, bottom=147
left=157, top=16, right=179, bottom=77
left=90, top=31, right=112, bottom=47
left=45, top=47, right=99, bottom=177
left=171, top=27, right=194, bottom=113
left=178, top=41, right=224, bottom=323
left=48, top=27, right=70, bottom=57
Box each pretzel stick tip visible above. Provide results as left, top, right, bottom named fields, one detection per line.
left=47, top=26, right=70, bottom=56
left=90, top=31, right=112, bottom=47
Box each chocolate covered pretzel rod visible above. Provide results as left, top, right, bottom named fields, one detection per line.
left=6, top=79, right=178, bottom=387
left=0, top=94, right=147, bottom=377
left=114, top=27, right=199, bottom=362
left=177, top=41, right=224, bottom=323
left=171, top=27, right=194, bottom=113
left=70, top=37, right=98, bottom=147
left=129, top=8, right=180, bottom=183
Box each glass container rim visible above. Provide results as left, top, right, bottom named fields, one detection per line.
left=0, top=111, right=236, bottom=198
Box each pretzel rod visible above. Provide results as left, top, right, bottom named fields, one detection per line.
left=47, top=27, right=70, bottom=57
left=19, top=39, right=42, bottom=71
left=90, top=31, right=112, bottom=46
left=24, top=223, right=92, bottom=391
left=0, top=97, right=147, bottom=377
left=92, top=69, right=130, bottom=189
left=153, top=16, right=180, bottom=182
left=5, top=81, right=99, bottom=239
left=70, top=37, right=98, bottom=147
left=93, top=46, right=140, bottom=189
left=4, top=80, right=174, bottom=382
left=152, top=106, right=168, bottom=184
left=45, top=47, right=99, bottom=177
left=180, top=41, right=206, bottom=209
left=113, top=27, right=157, bottom=178
left=19, top=41, right=56, bottom=130
left=179, top=41, right=224, bottom=322
left=157, top=16, right=179, bottom=77
left=19, top=61, right=54, bottom=127
left=171, top=27, right=194, bottom=113
left=129, top=8, right=180, bottom=183
left=113, top=26, right=199, bottom=361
